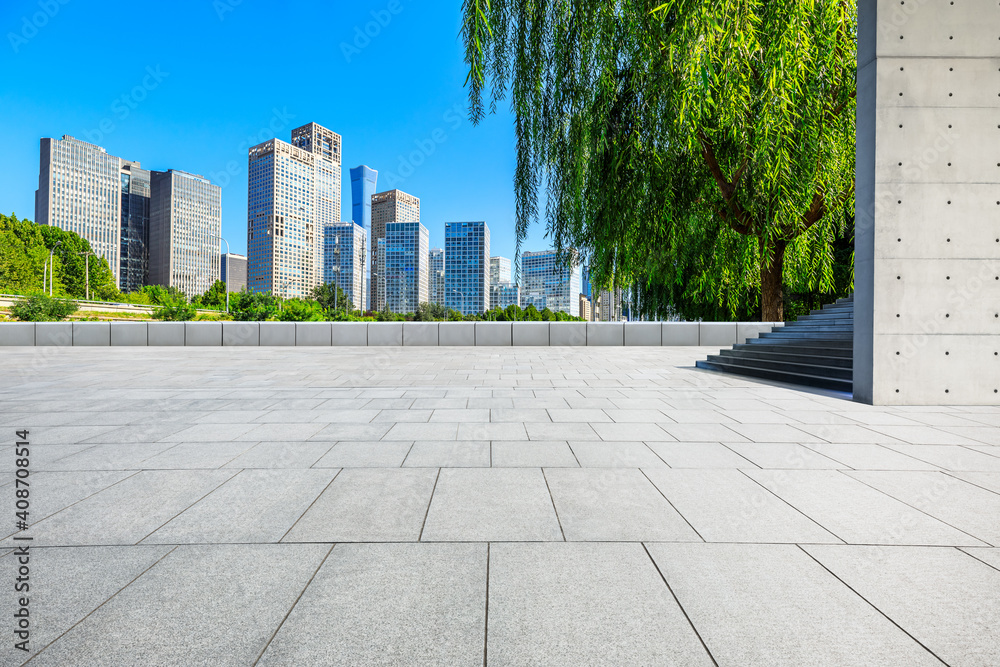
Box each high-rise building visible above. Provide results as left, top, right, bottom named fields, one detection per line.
left=579, top=294, right=593, bottom=321
left=445, top=221, right=490, bottom=315
left=370, top=189, right=419, bottom=310
left=149, top=170, right=222, bottom=298
left=521, top=249, right=581, bottom=317
left=118, top=161, right=151, bottom=293
left=323, top=222, right=367, bottom=310
left=221, top=253, right=247, bottom=293
left=490, top=256, right=512, bottom=285
left=247, top=122, right=341, bottom=299
left=492, top=282, right=520, bottom=310
left=35, top=135, right=126, bottom=287
left=385, top=221, right=428, bottom=313
left=581, top=264, right=592, bottom=299
left=428, top=248, right=445, bottom=305
left=350, top=165, right=378, bottom=309
left=597, top=288, right=623, bottom=321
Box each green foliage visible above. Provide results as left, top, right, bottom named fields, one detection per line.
left=10, top=292, right=78, bottom=321
left=192, top=280, right=229, bottom=310
left=520, top=304, right=543, bottom=322
left=310, top=282, right=350, bottom=314
left=153, top=295, right=196, bottom=321
left=230, top=290, right=281, bottom=321
left=0, top=213, right=121, bottom=301
left=415, top=302, right=449, bottom=321
left=276, top=299, right=324, bottom=322
left=462, top=1, right=856, bottom=320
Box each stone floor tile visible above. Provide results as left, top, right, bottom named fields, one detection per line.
left=725, top=442, right=847, bottom=469
left=309, top=423, right=392, bottom=441
left=224, top=441, right=334, bottom=468
left=427, top=408, right=491, bottom=422
left=658, top=423, right=748, bottom=442
left=234, top=422, right=325, bottom=441
left=568, top=441, right=667, bottom=468
left=159, top=422, right=258, bottom=442
left=592, top=422, right=675, bottom=442
left=383, top=422, right=460, bottom=441
left=403, top=441, right=491, bottom=467
left=525, top=422, right=600, bottom=441
left=646, top=442, right=759, bottom=468
left=312, top=441, right=411, bottom=468
left=802, top=443, right=937, bottom=470
left=490, top=441, right=579, bottom=467
left=139, top=441, right=257, bottom=469
left=880, top=444, right=1000, bottom=471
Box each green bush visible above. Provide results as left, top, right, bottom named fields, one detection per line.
left=10, top=292, right=78, bottom=321
left=276, top=299, right=324, bottom=322
left=153, top=296, right=196, bottom=321
left=230, top=291, right=280, bottom=321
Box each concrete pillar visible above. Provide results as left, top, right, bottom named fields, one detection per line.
left=855, top=0, right=1000, bottom=405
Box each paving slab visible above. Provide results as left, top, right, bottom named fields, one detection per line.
left=644, top=469, right=840, bottom=544
left=646, top=543, right=941, bottom=667
left=805, top=545, right=1000, bottom=667
left=403, top=440, right=491, bottom=467
left=421, top=468, right=563, bottom=541
left=487, top=542, right=713, bottom=666
left=490, top=441, right=579, bottom=467
left=802, top=442, right=937, bottom=470
left=144, top=469, right=336, bottom=544
left=646, top=442, right=759, bottom=468
left=31, top=544, right=330, bottom=667
left=312, top=441, right=412, bottom=467
left=259, top=543, right=486, bottom=666
left=725, top=442, right=847, bottom=469
left=743, top=470, right=985, bottom=546
left=568, top=441, right=667, bottom=467
left=545, top=468, right=701, bottom=542
left=283, top=468, right=437, bottom=542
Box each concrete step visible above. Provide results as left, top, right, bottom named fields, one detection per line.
left=719, top=347, right=854, bottom=368
left=733, top=342, right=853, bottom=357
left=705, top=354, right=854, bottom=380
left=696, top=358, right=853, bottom=393
left=743, top=337, right=853, bottom=349
left=759, top=330, right=853, bottom=340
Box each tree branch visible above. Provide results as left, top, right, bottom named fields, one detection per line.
left=698, top=131, right=752, bottom=235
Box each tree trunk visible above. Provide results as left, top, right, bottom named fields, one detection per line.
left=760, top=242, right=785, bottom=322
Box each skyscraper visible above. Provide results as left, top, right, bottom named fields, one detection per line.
left=428, top=248, right=445, bottom=305
left=370, top=189, right=419, bottom=310
left=247, top=122, right=341, bottom=299
left=220, top=253, right=247, bottom=292
left=445, top=221, right=490, bottom=315
left=35, top=135, right=126, bottom=287
left=149, top=169, right=222, bottom=298
left=118, top=161, right=151, bottom=293
left=385, top=221, right=429, bottom=313
left=490, top=256, right=512, bottom=285
left=489, top=255, right=515, bottom=309
left=323, top=222, right=367, bottom=310
left=521, top=249, right=581, bottom=317
left=350, top=165, right=378, bottom=309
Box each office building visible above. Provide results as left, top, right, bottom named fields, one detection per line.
left=490, top=256, right=512, bottom=285
left=520, top=249, right=581, bottom=317
left=247, top=122, right=341, bottom=299
left=370, top=189, right=419, bottom=310
left=350, top=165, right=378, bottom=309
left=35, top=135, right=127, bottom=287
left=428, top=248, right=445, bottom=305
left=579, top=294, right=592, bottom=321
left=597, top=288, right=623, bottom=321
left=323, top=222, right=366, bottom=310
left=581, top=264, right=592, bottom=299
left=445, top=221, right=490, bottom=315
left=492, top=282, right=520, bottom=310
left=220, top=253, right=247, bottom=293
left=385, top=221, right=429, bottom=314
left=148, top=170, right=222, bottom=298
left=118, top=161, right=151, bottom=293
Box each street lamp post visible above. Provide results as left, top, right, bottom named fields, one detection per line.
left=45, top=241, right=63, bottom=296
left=450, top=288, right=466, bottom=318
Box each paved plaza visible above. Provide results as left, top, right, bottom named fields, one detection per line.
left=1, top=346, right=998, bottom=666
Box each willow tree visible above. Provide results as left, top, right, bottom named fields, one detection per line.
left=462, top=0, right=856, bottom=320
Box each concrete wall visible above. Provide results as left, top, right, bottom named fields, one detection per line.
left=855, top=0, right=1000, bottom=405
left=0, top=321, right=784, bottom=347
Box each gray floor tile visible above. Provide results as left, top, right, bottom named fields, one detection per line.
left=144, top=469, right=336, bottom=544
left=744, top=470, right=985, bottom=546
left=428, top=408, right=491, bottom=422
left=644, top=469, right=840, bottom=544
left=490, top=441, right=579, bottom=467
left=403, top=441, right=491, bottom=467
left=647, top=442, right=759, bottom=468
left=568, top=441, right=667, bottom=467
left=421, top=468, right=563, bottom=541
left=880, top=444, right=1000, bottom=471
left=283, top=468, right=437, bottom=542
left=3, top=471, right=133, bottom=533
left=592, top=422, right=674, bottom=442
left=802, top=443, right=937, bottom=470
left=545, top=468, right=701, bottom=542
left=224, top=441, right=334, bottom=468
left=383, top=422, right=460, bottom=441
left=525, top=423, right=600, bottom=441
left=658, top=423, right=747, bottom=442
left=312, top=441, right=412, bottom=467
left=139, top=441, right=257, bottom=469
left=32, top=425, right=122, bottom=445
left=159, top=422, right=258, bottom=442
left=259, top=543, right=486, bottom=666
left=725, top=442, right=847, bottom=469
left=805, top=545, right=1000, bottom=667
left=14, top=470, right=237, bottom=546
left=645, top=543, right=940, bottom=667
left=456, top=422, right=528, bottom=441
left=309, top=422, right=392, bottom=441
left=946, top=471, right=1000, bottom=495
left=488, top=542, right=713, bottom=666
left=31, top=544, right=330, bottom=666
left=234, top=422, right=325, bottom=441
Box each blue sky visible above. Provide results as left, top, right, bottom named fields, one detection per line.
left=0, top=0, right=549, bottom=260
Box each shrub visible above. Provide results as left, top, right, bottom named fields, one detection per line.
left=276, top=299, right=324, bottom=322
left=10, top=292, right=78, bottom=321
left=230, top=291, right=280, bottom=321
left=153, top=295, right=196, bottom=321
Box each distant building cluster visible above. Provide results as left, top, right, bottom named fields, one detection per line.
left=33, top=124, right=626, bottom=318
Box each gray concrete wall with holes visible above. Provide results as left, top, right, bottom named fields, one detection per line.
left=855, top=0, right=1000, bottom=404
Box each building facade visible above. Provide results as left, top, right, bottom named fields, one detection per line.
left=490, top=256, right=512, bottom=285
left=148, top=170, right=222, bottom=298
left=492, top=282, right=520, bottom=310
left=370, top=189, right=420, bottom=310
left=384, top=221, right=429, bottom=313
left=247, top=122, right=341, bottom=299
left=520, top=249, right=581, bottom=317
left=118, top=161, right=151, bottom=293
left=596, top=288, right=624, bottom=321
left=350, top=165, right=378, bottom=309
left=220, top=253, right=247, bottom=293
left=323, top=222, right=367, bottom=310
left=579, top=294, right=592, bottom=321
left=35, top=135, right=126, bottom=287
left=445, top=221, right=490, bottom=315
left=428, top=248, right=445, bottom=305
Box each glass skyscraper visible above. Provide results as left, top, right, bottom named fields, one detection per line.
left=445, top=221, right=490, bottom=315
left=385, top=221, right=429, bottom=314
left=350, top=165, right=378, bottom=309
left=118, top=161, right=150, bottom=293
left=323, top=222, right=367, bottom=310
left=370, top=189, right=420, bottom=310
left=428, top=248, right=445, bottom=305
left=521, top=249, right=581, bottom=317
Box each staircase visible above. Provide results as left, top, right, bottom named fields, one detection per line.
left=695, top=296, right=854, bottom=393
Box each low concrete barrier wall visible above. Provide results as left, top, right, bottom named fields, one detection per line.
left=0, top=321, right=784, bottom=347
